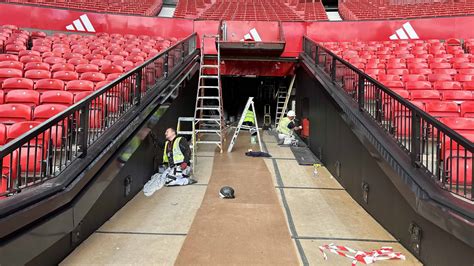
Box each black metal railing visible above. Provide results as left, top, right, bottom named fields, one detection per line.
left=0, top=33, right=197, bottom=197
left=303, top=36, right=473, bottom=201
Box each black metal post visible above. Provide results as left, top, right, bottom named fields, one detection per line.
left=411, top=112, right=421, bottom=167
left=163, top=52, right=169, bottom=79
left=135, top=70, right=142, bottom=105
left=78, top=106, right=89, bottom=158
left=358, top=74, right=365, bottom=110
left=331, top=58, right=336, bottom=82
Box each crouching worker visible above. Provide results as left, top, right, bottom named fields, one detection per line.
left=162, top=128, right=197, bottom=186
left=144, top=128, right=196, bottom=196
left=277, top=110, right=302, bottom=145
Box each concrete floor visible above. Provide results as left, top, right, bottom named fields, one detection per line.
left=62, top=130, right=422, bottom=265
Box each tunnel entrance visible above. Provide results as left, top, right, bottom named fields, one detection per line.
left=221, top=76, right=294, bottom=126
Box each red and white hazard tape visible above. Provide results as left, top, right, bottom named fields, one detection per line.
left=319, top=243, right=406, bottom=266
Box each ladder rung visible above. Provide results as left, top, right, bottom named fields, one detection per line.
left=197, top=106, right=220, bottom=110
left=177, top=131, right=194, bottom=135
left=195, top=118, right=221, bottom=121
left=200, top=75, right=219, bottom=79
left=198, top=86, right=220, bottom=89
left=201, top=65, right=219, bottom=68
left=197, top=141, right=222, bottom=145
left=178, top=117, right=195, bottom=122
left=196, top=129, right=221, bottom=133
left=197, top=96, right=221, bottom=100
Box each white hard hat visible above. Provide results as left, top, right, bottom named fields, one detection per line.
left=287, top=110, right=296, bottom=117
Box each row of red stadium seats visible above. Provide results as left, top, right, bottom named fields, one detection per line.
left=1, top=0, right=163, bottom=16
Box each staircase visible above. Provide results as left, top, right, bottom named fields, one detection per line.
left=194, top=34, right=225, bottom=153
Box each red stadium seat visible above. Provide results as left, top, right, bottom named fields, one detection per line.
left=382, top=80, right=404, bottom=89
left=442, top=91, right=473, bottom=102
left=66, top=80, right=94, bottom=93
left=33, top=104, right=67, bottom=122
left=434, top=81, right=462, bottom=91
left=80, top=72, right=106, bottom=82
left=386, top=69, right=408, bottom=75
left=432, top=68, right=457, bottom=75
left=460, top=102, right=474, bottom=118
left=454, top=74, right=474, bottom=82
left=53, top=71, right=79, bottom=82
left=410, top=68, right=432, bottom=75
left=405, top=81, right=432, bottom=90
left=459, top=69, right=474, bottom=75
left=90, top=59, right=112, bottom=67
left=0, top=104, right=32, bottom=124
left=101, top=64, right=124, bottom=74
left=377, top=74, right=399, bottom=82
left=425, top=101, right=460, bottom=118
left=24, top=62, right=50, bottom=71
left=19, top=50, right=40, bottom=57
left=76, top=64, right=100, bottom=74
left=2, top=77, right=34, bottom=92
left=6, top=121, right=47, bottom=172
left=439, top=117, right=474, bottom=135
left=24, top=69, right=51, bottom=80
left=40, top=90, right=74, bottom=106
left=0, top=68, right=23, bottom=84
left=428, top=74, right=452, bottom=82
left=44, top=56, right=67, bottom=65
left=0, top=61, right=24, bottom=70
left=68, top=58, right=89, bottom=66
left=410, top=90, right=441, bottom=103
left=5, top=90, right=40, bottom=107
left=463, top=81, right=474, bottom=91
left=402, top=74, right=426, bottom=82
left=19, top=55, right=42, bottom=64
left=0, top=54, right=19, bottom=62
left=430, top=62, right=452, bottom=69
left=34, top=79, right=65, bottom=93
left=51, top=63, right=75, bottom=73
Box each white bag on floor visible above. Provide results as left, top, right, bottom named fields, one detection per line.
left=143, top=169, right=168, bottom=197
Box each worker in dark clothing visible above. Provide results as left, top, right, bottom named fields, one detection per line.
left=162, top=128, right=196, bottom=186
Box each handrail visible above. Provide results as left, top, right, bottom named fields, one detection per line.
left=0, top=33, right=197, bottom=197
left=302, top=36, right=473, bottom=201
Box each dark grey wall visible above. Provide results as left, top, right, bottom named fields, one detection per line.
left=295, top=67, right=473, bottom=266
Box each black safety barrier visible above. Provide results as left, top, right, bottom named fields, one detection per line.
left=303, top=36, right=473, bottom=201
left=0, top=33, right=197, bottom=197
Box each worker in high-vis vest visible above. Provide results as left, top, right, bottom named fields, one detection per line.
left=161, top=127, right=196, bottom=186
left=243, top=109, right=255, bottom=126
left=277, top=110, right=302, bottom=145
left=144, top=127, right=196, bottom=196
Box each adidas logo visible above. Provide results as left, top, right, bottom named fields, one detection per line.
left=65, top=14, right=96, bottom=33
left=240, top=28, right=262, bottom=42
left=389, top=22, right=419, bottom=40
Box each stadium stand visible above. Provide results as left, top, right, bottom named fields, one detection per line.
left=0, top=23, right=180, bottom=195
left=175, top=0, right=328, bottom=21
left=321, top=39, right=474, bottom=134
left=339, top=0, right=474, bottom=20
left=0, top=0, right=163, bottom=16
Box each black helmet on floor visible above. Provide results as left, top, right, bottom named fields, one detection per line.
left=219, top=186, right=235, bottom=199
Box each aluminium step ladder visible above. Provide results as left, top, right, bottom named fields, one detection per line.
left=274, top=75, right=296, bottom=127
left=194, top=34, right=225, bottom=153
left=227, top=97, right=263, bottom=153
left=177, top=117, right=196, bottom=170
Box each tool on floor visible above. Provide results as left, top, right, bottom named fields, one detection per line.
left=219, top=186, right=235, bottom=199
left=227, top=97, right=263, bottom=153
left=319, top=243, right=406, bottom=266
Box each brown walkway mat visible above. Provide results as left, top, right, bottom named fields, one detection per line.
left=175, top=139, right=299, bottom=265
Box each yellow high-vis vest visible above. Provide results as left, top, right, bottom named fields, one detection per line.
left=163, top=137, right=185, bottom=164
left=277, top=117, right=292, bottom=135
